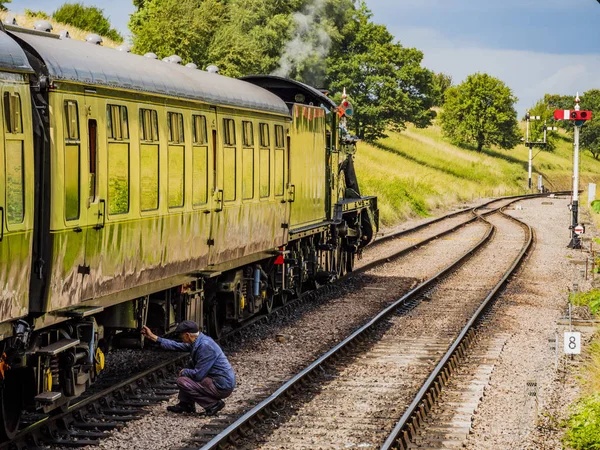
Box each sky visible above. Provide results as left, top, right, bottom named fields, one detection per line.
left=10, top=0, right=600, bottom=114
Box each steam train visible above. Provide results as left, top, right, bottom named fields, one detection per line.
left=0, top=21, right=378, bottom=439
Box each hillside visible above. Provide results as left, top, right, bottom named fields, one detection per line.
left=0, top=11, right=121, bottom=47
left=355, top=122, right=600, bottom=226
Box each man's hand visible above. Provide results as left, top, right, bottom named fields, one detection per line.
left=141, top=325, right=159, bottom=342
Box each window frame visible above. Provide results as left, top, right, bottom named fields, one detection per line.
left=223, top=118, right=236, bottom=146
left=3, top=91, right=23, bottom=135
left=192, top=114, right=208, bottom=145
left=140, top=108, right=159, bottom=142
left=106, top=104, right=130, bottom=141
left=63, top=99, right=81, bottom=221
left=167, top=111, right=185, bottom=144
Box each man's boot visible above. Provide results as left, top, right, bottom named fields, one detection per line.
left=204, top=400, right=225, bottom=416
left=167, top=402, right=196, bottom=414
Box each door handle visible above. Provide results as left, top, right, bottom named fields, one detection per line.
left=288, top=185, right=296, bottom=203
left=94, top=199, right=106, bottom=230
left=0, top=206, right=3, bottom=242
left=215, top=189, right=224, bottom=212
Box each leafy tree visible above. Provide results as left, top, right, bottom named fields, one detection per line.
left=129, top=0, right=226, bottom=66
left=53, top=2, right=122, bottom=42
left=432, top=72, right=452, bottom=107
left=326, top=2, right=436, bottom=142
left=579, top=89, right=600, bottom=160
left=207, top=0, right=302, bottom=77
left=439, top=73, right=521, bottom=152
left=0, top=0, right=10, bottom=12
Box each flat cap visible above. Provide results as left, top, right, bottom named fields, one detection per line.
left=174, top=320, right=199, bottom=334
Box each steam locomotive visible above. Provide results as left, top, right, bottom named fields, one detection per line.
left=0, top=21, right=377, bottom=439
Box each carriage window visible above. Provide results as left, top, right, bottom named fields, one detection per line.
left=223, top=147, right=236, bottom=202
left=259, top=148, right=270, bottom=198
left=107, top=105, right=129, bottom=140
left=275, top=125, right=285, bottom=148
left=275, top=148, right=284, bottom=196
left=242, top=121, right=254, bottom=147
left=259, top=123, right=270, bottom=147
left=168, top=112, right=185, bottom=144
left=168, top=146, right=184, bottom=208
left=242, top=147, right=254, bottom=200
left=193, top=115, right=207, bottom=145
left=192, top=146, right=208, bottom=206
left=3, top=92, right=22, bottom=134
left=140, top=109, right=159, bottom=142
left=108, top=144, right=129, bottom=214
left=140, top=145, right=159, bottom=211
left=62, top=100, right=81, bottom=220
left=5, top=142, right=25, bottom=224
left=223, top=119, right=236, bottom=146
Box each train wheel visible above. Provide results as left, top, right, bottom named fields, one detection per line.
left=346, top=252, right=355, bottom=273
left=0, top=371, right=22, bottom=441
left=336, top=242, right=347, bottom=279
left=278, top=291, right=289, bottom=306
left=206, top=300, right=223, bottom=340
left=262, top=291, right=274, bottom=314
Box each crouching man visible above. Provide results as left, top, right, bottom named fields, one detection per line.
left=141, top=320, right=236, bottom=416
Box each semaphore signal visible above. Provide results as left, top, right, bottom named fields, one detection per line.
left=553, top=93, right=592, bottom=249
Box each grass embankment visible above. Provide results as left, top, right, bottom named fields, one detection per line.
left=0, top=11, right=121, bottom=48
left=565, top=290, right=600, bottom=448
left=356, top=123, right=600, bottom=226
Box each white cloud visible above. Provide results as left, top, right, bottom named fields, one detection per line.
left=394, top=26, right=600, bottom=114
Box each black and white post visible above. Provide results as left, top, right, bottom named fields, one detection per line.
left=524, top=112, right=550, bottom=191
left=552, top=95, right=592, bottom=249
left=569, top=95, right=582, bottom=249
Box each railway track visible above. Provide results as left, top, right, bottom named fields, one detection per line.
left=0, top=193, right=550, bottom=450
left=181, top=200, right=534, bottom=450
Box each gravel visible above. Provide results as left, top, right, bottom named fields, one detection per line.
left=244, top=212, right=526, bottom=449
left=89, top=218, right=490, bottom=449
left=463, top=196, right=593, bottom=449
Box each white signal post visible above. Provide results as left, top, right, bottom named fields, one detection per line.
left=524, top=113, right=551, bottom=190
left=553, top=94, right=593, bottom=249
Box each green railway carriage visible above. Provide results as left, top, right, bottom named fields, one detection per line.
left=0, top=23, right=378, bottom=439
left=0, top=32, right=35, bottom=338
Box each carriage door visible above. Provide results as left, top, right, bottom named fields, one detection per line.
left=208, top=112, right=242, bottom=266
left=81, top=93, right=103, bottom=301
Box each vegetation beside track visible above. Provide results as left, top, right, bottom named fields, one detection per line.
left=565, top=339, right=600, bottom=449
left=356, top=123, right=600, bottom=226
left=0, top=11, right=122, bottom=47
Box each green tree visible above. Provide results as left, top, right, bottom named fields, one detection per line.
left=580, top=89, right=600, bottom=160
left=432, top=72, right=452, bottom=107
left=0, top=0, right=10, bottom=12
left=207, top=0, right=302, bottom=77
left=439, top=73, right=521, bottom=152
left=129, top=0, right=226, bottom=66
left=53, top=2, right=122, bottom=42
left=326, top=2, right=436, bottom=142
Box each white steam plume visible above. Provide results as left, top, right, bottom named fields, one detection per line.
left=272, top=0, right=331, bottom=79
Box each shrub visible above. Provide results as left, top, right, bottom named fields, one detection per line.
left=565, top=393, right=600, bottom=449
left=53, top=2, right=122, bottom=42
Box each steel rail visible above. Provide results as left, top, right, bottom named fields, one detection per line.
left=370, top=191, right=564, bottom=247
left=379, top=202, right=534, bottom=450
left=2, top=193, right=558, bottom=449
left=2, top=196, right=502, bottom=449
left=0, top=354, right=187, bottom=449
left=192, top=213, right=498, bottom=450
